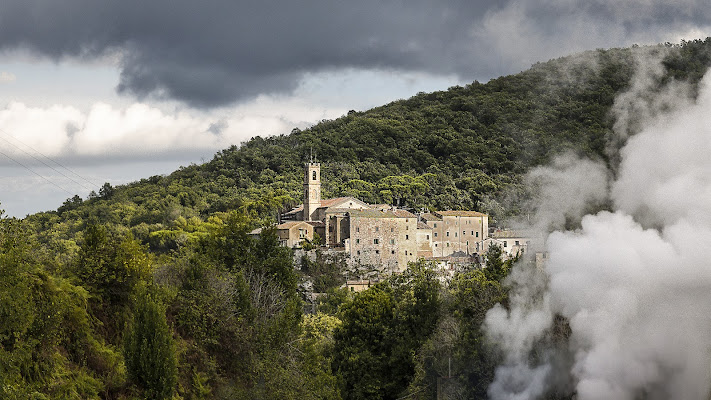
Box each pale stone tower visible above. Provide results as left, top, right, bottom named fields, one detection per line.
left=303, top=162, right=321, bottom=221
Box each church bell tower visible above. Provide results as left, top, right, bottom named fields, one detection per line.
left=303, top=162, right=321, bottom=221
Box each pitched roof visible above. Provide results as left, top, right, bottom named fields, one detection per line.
left=436, top=210, right=488, bottom=217
left=490, top=230, right=534, bottom=239
left=276, top=221, right=310, bottom=229
left=284, top=206, right=303, bottom=215
left=318, top=197, right=369, bottom=209
left=392, top=209, right=417, bottom=218
left=348, top=209, right=398, bottom=218
left=348, top=208, right=418, bottom=219
left=417, top=221, right=432, bottom=229
left=420, top=212, right=442, bottom=221
left=325, top=207, right=358, bottom=214
left=284, top=197, right=369, bottom=215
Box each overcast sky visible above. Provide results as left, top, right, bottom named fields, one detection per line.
left=0, top=0, right=709, bottom=217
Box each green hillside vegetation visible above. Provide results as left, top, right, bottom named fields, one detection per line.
left=2, top=38, right=711, bottom=399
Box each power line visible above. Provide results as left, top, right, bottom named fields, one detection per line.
left=0, top=135, right=98, bottom=193
left=0, top=148, right=74, bottom=196
left=0, top=128, right=101, bottom=191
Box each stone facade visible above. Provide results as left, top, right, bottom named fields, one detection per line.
left=276, top=221, right=315, bottom=248
left=489, top=230, right=536, bottom=259
left=303, top=162, right=321, bottom=222
left=265, top=163, right=491, bottom=273
left=422, top=211, right=488, bottom=257
left=416, top=221, right=433, bottom=258
left=348, top=209, right=418, bottom=273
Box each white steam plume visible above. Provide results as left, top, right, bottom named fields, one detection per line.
left=486, top=59, right=711, bottom=399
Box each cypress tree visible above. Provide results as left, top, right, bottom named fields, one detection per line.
left=124, top=286, right=178, bottom=400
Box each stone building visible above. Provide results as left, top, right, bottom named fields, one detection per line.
left=416, top=221, right=433, bottom=258
left=488, top=230, right=536, bottom=259
left=256, top=162, right=491, bottom=272
left=250, top=220, right=323, bottom=248
left=421, top=211, right=488, bottom=257
left=348, top=209, right=418, bottom=273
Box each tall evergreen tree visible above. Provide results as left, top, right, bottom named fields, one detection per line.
left=124, top=285, right=178, bottom=400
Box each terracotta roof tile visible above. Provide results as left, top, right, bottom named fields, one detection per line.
left=420, top=213, right=442, bottom=221
left=417, top=221, right=432, bottom=229
left=392, top=209, right=417, bottom=218
left=348, top=209, right=397, bottom=218
left=436, top=210, right=488, bottom=217
left=276, top=221, right=310, bottom=229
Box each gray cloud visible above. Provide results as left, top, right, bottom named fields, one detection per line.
left=0, top=0, right=709, bottom=107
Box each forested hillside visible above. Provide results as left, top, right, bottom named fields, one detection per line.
left=3, top=39, right=711, bottom=399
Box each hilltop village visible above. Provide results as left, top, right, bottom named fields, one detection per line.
left=252, top=162, right=530, bottom=273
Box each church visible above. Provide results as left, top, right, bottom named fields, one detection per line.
left=255, top=162, right=492, bottom=273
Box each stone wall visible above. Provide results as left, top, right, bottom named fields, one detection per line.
left=349, top=214, right=418, bottom=273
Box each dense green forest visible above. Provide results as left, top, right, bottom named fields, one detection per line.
left=3, top=39, right=711, bottom=399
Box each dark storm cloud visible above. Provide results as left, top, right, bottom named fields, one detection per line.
left=0, top=0, right=708, bottom=107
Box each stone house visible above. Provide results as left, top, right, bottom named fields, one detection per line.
left=421, top=211, right=488, bottom=257
left=416, top=221, right=433, bottom=258
left=348, top=208, right=418, bottom=273
left=259, top=162, right=491, bottom=272
left=488, top=230, right=536, bottom=259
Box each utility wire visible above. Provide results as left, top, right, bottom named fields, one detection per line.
left=0, top=148, right=74, bottom=196
left=0, top=135, right=98, bottom=193
left=0, top=128, right=101, bottom=191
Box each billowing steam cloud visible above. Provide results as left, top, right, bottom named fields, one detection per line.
left=486, top=57, right=711, bottom=398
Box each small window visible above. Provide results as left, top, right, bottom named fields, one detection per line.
left=356, top=227, right=360, bottom=233
left=466, top=241, right=469, bottom=245
left=404, top=250, right=407, bottom=255
left=447, top=243, right=450, bottom=247
left=391, top=227, right=394, bottom=232
left=391, top=250, right=395, bottom=254
left=475, top=232, right=479, bottom=238
left=455, top=232, right=458, bottom=237
left=503, top=241, right=507, bottom=248
left=374, top=238, right=379, bottom=244
left=434, top=223, right=437, bottom=228
left=356, top=239, right=360, bottom=244
left=406, top=226, right=409, bottom=230
left=375, top=227, right=379, bottom=232
left=446, top=232, right=450, bottom=237
left=375, top=250, right=379, bottom=254
left=515, top=240, right=520, bottom=245
left=435, top=244, right=438, bottom=247
left=405, top=235, right=409, bottom=240
left=434, top=232, right=438, bottom=237
left=390, top=239, right=395, bottom=245
left=471, top=231, right=474, bottom=235
left=462, top=231, right=466, bottom=236
left=357, top=250, right=361, bottom=255
left=312, top=170, right=317, bottom=180
left=426, top=235, right=430, bottom=240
